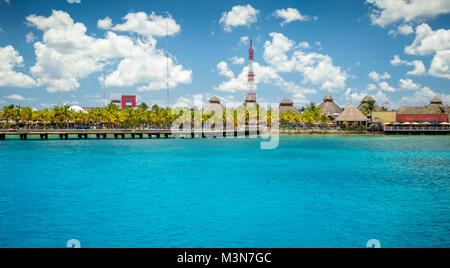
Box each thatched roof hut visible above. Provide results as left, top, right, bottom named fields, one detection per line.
left=397, top=106, right=432, bottom=114
left=357, top=95, right=381, bottom=112
left=398, top=96, right=448, bottom=115
left=318, top=94, right=342, bottom=115
left=278, top=98, right=301, bottom=115
left=335, top=104, right=369, bottom=122
left=203, top=96, right=225, bottom=114
left=428, top=96, right=446, bottom=113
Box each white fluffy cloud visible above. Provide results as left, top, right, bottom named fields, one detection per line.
left=230, top=56, right=245, bottom=65
left=399, top=78, right=421, bottom=90
left=405, top=24, right=450, bottom=55
left=263, top=32, right=347, bottom=91
left=67, top=0, right=81, bottom=3
left=217, top=61, right=234, bottom=78
left=273, top=8, right=317, bottom=26
left=0, top=45, right=36, bottom=88
left=5, top=94, right=34, bottom=101
left=220, top=5, right=259, bottom=32
left=25, top=10, right=191, bottom=93
left=390, top=55, right=426, bottom=76
left=369, top=71, right=391, bottom=81
left=429, top=50, right=450, bottom=79
left=97, top=17, right=112, bottom=30
left=26, top=32, right=36, bottom=43
left=403, top=24, right=450, bottom=79
left=110, top=12, right=181, bottom=37
left=378, top=81, right=396, bottom=92
left=366, top=0, right=450, bottom=27
left=401, top=86, right=450, bottom=105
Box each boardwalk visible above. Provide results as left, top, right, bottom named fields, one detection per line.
left=384, top=127, right=450, bottom=135
left=0, top=129, right=262, bottom=140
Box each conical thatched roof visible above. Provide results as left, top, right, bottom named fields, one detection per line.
left=280, top=98, right=294, bottom=106
left=318, top=94, right=342, bottom=115
left=397, top=106, right=432, bottom=114
left=430, top=96, right=443, bottom=105
left=335, top=104, right=368, bottom=122
left=278, top=98, right=300, bottom=115
left=203, top=96, right=225, bottom=114
left=209, top=96, right=221, bottom=104
left=358, top=95, right=381, bottom=111
left=323, top=94, right=333, bottom=102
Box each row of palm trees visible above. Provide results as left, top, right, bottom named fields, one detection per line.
left=0, top=102, right=331, bottom=130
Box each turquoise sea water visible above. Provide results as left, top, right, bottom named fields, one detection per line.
left=0, top=136, right=449, bottom=248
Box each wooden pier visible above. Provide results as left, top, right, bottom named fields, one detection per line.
left=0, top=129, right=262, bottom=141
left=384, top=127, right=450, bottom=135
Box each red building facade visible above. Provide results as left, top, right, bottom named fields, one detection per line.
left=396, top=114, right=448, bottom=122
left=121, top=95, right=137, bottom=110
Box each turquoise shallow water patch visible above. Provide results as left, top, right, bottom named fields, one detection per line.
left=0, top=136, right=449, bottom=248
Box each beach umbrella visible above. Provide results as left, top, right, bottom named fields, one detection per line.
left=393, top=122, right=401, bottom=125
left=422, top=122, right=431, bottom=125
left=411, top=122, right=420, bottom=125
left=440, top=122, right=450, bottom=125
left=402, top=122, right=411, bottom=125
left=384, top=122, right=391, bottom=125
left=432, top=122, right=441, bottom=125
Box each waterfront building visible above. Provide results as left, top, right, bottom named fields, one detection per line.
left=111, top=94, right=137, bottom=110
left=278, top=98, right=301, bottom=115
left=203, top=96, right=225, bottom=115
left=318, top=95, right=342, bottom=118
left=397, top=96, right=449, bottom=122
left=335, top=104, right=369, bottom=126
left=358, top=96, right=381, bottom=112
left=372, top=111, right=397, bottom=125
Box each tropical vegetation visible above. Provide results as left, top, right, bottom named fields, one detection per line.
left=0, top=101, right=332, bottom=130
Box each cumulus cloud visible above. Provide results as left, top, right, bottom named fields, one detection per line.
left=97, top=17, right=112, bottom=30
left=389, top=24, right=414, bottom=36
left=399, top=78, right=421, bottom=90
left=220, top=5, right=259, bottom=32
left=402, top=23, right=450, bottom=79
left=25, top=10, right=191, bottom=93
left=401, top=86, right=450, bottom=105
left=230, top=56, right=245, bottom=65
left=0, top=45, right=36, bottom=88
left=390, top=55, right=426, bottom=76
left=263, top=32, right=347, bottom=91
left=429, top=50, right=450, bottom=79
left=217, top=61, right=234, bottom=78
left=366, top=0, right=450, bottom=27
left=366, top=81, right=396, bottom=92
left=26, top=32, right=36, bottom=43
left=378, top=81, right=396, bottom=92
left=273, top=8, right=317, bottom=26
left=111, top=12, right=181, bottom=37
left=405, top=24, right=450, bottom=56
left=5, top=94, right=34, bottom=101
left=368, top=71, right=391, bottom=81
left=239, top=36, right=249, bottom=46
left=67, top=0, right=81, bottom=3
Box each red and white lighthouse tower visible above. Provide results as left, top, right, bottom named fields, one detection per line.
left=245, top=40, right=256, bottom=104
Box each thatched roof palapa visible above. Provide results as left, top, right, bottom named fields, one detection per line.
left=318, top=94, right=342, bottom=115
left=203, top=96, right=225, bottom=114
left=278, top=98, right=301, bottom=115
left=357, top=95, right=381, bottom=112
left=335, top=104, right=369, bottom=122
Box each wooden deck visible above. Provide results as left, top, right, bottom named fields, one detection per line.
left=0, top=129, right=262, bottom=140
left=384, top=127, right=450, bottom=135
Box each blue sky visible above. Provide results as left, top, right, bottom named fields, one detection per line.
left=0, top=0, right=449, bottom=109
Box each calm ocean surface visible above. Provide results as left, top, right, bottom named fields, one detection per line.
left=0, top=136, right=449, bottom=248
